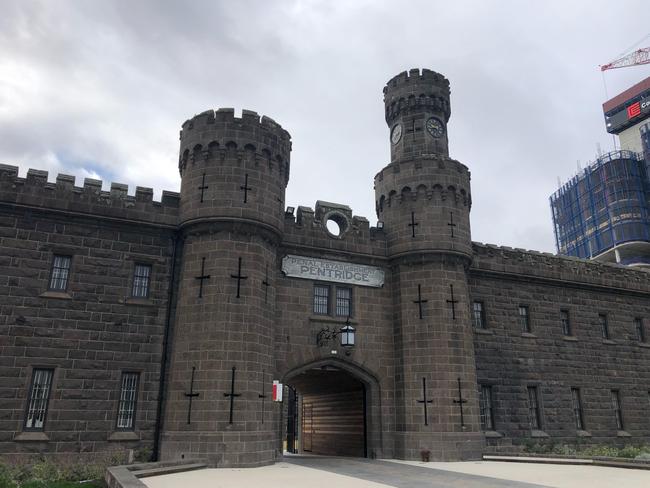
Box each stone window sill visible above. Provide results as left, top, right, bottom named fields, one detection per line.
left=636, top=342, right=650, bottom=349
left=577, top=430, right=592, bottom=437
left=39, top=291, right=72, bottom=300
left=531, top=430, right=549, bottom=438
left=309, top=316, right=358, bottom=325
left=123, top=297, right=155, bottom=307
left=617, top=430, right=631, bottom=437
left=602, top=339, right=617, bottom=345
left=521, top=333, right=537, bottom=339
left=562, top=335, right=578, bottom=342
left=473, top=328, right=494, bottom=335
left=484, top=430, right=503, bottom=438
left=108, top=431, right=140, bottom=442
left=14, top=431, right=50, bottom=442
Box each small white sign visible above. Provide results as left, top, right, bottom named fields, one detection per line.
left=282, top=254, right=385, bottom=288
left=273, top=380, right=283, bottom=402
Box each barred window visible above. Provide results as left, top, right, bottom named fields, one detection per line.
left=611, top=390, right=624, bottom=430
left=335, top=287, right=352, bottom=317
left=518, top=305, right=531, bottom=333
left=599, top=314, right=609, bottom=339
left=132, top=264, right=152, bottom=298
left=117, top=372, right=139, bottom=430
left=560, top=310, right=572, bottom=336
left=472, top=301, right=486, bottom=329
left=48, top=255, right=71, bottom=291
left=571, top=388, right=585, bottom=430
left=635, top=318, right=645, bottom=343
left=479, top=385, right=494, bottom=430
left=527, top=386, right=542, bottom=430
left=24, top=368, right=54, bottom=431
left=313, top=285, right=329, bottom=315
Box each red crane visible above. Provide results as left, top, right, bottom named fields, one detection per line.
left=600, top=47, right=650, bottom=71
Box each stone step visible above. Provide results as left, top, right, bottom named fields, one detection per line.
left=132, top=463, right=207, bottom=479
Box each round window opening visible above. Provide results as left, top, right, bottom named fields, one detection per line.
left=326, top=219, right=341, bottom=236
left=324, top=212, right=349, bottom=238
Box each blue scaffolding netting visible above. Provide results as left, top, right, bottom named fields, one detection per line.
left=550, top=146, right=650, bottom=261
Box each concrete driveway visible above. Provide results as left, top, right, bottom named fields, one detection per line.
left=142, top=455, right=650, bottom=488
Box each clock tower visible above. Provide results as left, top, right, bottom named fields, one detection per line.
left=375, top=69, right=483, bottom=460
left=385, top=68, right=451, bottom=163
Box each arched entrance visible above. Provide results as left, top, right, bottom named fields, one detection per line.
left=282, top=359, right=382, bottom=458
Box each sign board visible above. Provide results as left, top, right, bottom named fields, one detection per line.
left=605, top=92, right=650, bottom=134
left=273, top=381, right=283, bottom=402
left=281, top=254, right=385, bottom=288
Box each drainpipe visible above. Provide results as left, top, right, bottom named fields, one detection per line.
left=153, top=233, right=181, bottom=462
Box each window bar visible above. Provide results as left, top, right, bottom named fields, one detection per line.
left=336, top=287, right=351, bottom=317
left=132, top=264, right=151, bottom=298
left=49, top=256, right=71, bottom=291
left=313, top=285, right=329, bottom=315
left=527, top=386, right=541, bottom=430
left=25, top=369, right=53, bottom=430
left=117, top=373, right=139, bottom=430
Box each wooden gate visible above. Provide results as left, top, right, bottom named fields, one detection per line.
left=302, top=403, right=313, bottom=452
left=301, top=388, right=364, bottom=457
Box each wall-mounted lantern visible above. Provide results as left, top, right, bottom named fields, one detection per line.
left=316, top=316, right=356, bottom=350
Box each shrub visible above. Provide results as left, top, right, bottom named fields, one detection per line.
left=29, top=460, right=62, bottom=483
left=581, top=445, right=621, bottom=458
left=0, top=463, right=18, bottom=488
left=133, top=447, right=152, bottom=463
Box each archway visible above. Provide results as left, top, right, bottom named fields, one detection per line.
left=281, top=359, right=382, bottom=458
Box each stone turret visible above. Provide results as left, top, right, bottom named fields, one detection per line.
left=375, top=70, right=472, bottom=259
left=178, top=108, right=291, bottom=234
left=161, top=109, right=291, bottom=467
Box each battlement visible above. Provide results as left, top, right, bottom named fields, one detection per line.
left=0, top=164, right=179, bottom=226
left=471, top=241, right=650, bottom=294
left=384, top=69, right=450, bottom=92
left=178, top=108, right=292, bottom=183
left=375, top=156, right=470, bottom=182
left=374, top=157, right=471, bottom=213
left=282, top=202, right=386, bottom=257
left=180, top=108, right=290, bottom=141
left=383, top=69, right=451, bottom=124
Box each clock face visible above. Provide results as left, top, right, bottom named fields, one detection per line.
left=391, top=123, right=402, bottom=145
left=426, top=117, right=445, bottom=138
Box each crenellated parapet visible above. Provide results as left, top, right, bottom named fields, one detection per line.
left=374, top=157, right=472, bottom=214
left=471, top=242, right=650, bottom=294
left=178, top=108, right=291, bottom=185
left=0, top=164, right=179, bottom=226
left=384, top=68, right=451, bottom=126
left=282, top=201, right=386, bottom=257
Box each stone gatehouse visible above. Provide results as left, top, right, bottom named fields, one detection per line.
left=1, top=68, right=649, bottom=467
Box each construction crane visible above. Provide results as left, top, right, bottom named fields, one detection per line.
left=600, top=47, right=650, bottom=71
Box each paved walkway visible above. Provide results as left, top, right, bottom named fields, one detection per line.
left=388, top=459, right=650, bottom=488
left=142, top=455, right=650, bottom=488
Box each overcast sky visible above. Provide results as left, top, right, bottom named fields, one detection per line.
left=1, top=0, right=649, bottom=253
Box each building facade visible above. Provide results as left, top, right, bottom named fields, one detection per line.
left=1, top=69, right=650, bottom=468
